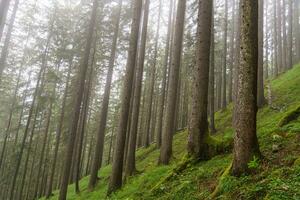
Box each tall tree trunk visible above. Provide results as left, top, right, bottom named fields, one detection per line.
left=154, top=0, right=173, bottom=148
left=46, top=58, right=72, bottom=198
left=107, top=0, right=142, bottom=195
left=0, top=67, right=21, bottom=171
left=287, top=0, right=293, bottom=68
left=277, top=0, right=283, bottom=72
left=257, top=0, right=265, bottom=108
left=0, top=0, right=19, bottom=79
left=59, top=0, right=98, bottom=199
left=143, top=0, right=161, bottom=148
left=88, top=0, right=122, bottom=190
left=221, top=0, right=228, bottom=109
left=232, top=0, right=261, bottom=176
left=228, top=0, right=235, bottom=103
left=124, top=0, right=150, bottom=177
left=187, top=0, right=212, bottom=159
left=209, top=0, right=216, bottom=134
left=273, top=0, right=279, bottom=76
left=158, top=0, right=186, bottom=165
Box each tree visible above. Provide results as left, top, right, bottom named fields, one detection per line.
left=143, top=0, right=161, bottom=148
left=58, top=0, right=99, bottom=199
left=107, top=0, right=143, bottom=194
left=155, top=0, right=173, bottom=148
left=209, top=0, right=216, bottom=134
left=232, top=0, right=261, bottom=176
left=257, top=0, right=265, bottom=108
left=124, top=0, right=150, bottom=177
left=221, top=0, right=228, bottom=109
left=88, top=0, right=122, bottom=190
left=187, top=0, right=212, bottom=159
left=158, top=0, right=186, bottom=165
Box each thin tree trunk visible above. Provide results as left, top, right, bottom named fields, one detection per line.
left=287, top=0, right=293, bottom=68
left=209, top=0, right=216, bottom=134
left=221, top=0, right=228, bottom=109
left=46, top=58, right=72, bottom=198
left=257, top=0, right=265, bottom=108
left=59, top=0, right=98, bottom=199
left=8, top=23, right=52, bottom=200
left=88, top=0, right=122, bottom=190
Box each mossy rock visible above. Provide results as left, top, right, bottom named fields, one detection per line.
left=278, top=105, right=300, bottom=127
left=293, top=157, right=300, bottom=167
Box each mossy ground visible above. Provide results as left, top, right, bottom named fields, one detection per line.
left=42, top=64, right=300, bottom=200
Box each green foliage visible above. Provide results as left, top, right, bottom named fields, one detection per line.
left=247, top=156, right=260, bottom=170
left=41, top=64, right=300, bottom=200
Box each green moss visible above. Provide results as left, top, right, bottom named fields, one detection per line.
left=278, top=105, right=300, bottom=127
left=293, top=157, right=300, bottom=167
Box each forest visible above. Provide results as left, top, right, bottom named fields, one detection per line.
left=0, top=0, right=300, bottom=199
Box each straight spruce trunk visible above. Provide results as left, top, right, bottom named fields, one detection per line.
left=88, top=0, right=122, bottom=190
left=221, top=0, right=228, bottom=109
left=59, top=0, right=98, bottom=199
left=232, top=0, right=261, bottom=176
left=155, top=0, right=173, bottom=149
left=158, top=0, right=186, bottom=165
left=187, top=0, right=212, bottom=159
left=124, top=0, right=150, bottom=177
left=257, top=0, right=265, bottom=108
left=107, top=0, right=142, bottom=195
left=209, top=0, right=216, bottom=134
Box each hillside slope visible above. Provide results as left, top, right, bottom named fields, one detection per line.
left=44, top=64, right=300, bottom=200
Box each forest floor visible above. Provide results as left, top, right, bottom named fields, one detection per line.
left=43, top=64, right=300, bottom=200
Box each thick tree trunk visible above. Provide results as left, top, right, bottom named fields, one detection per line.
left=187, top=0, right=212, bottom=159
left=59, top=0, right=98, bottom=199
left=232, top=0, right=261, bottom=176
left=107, top=0, right=142, bottom=195
left=159, top=0, right=186, bottom=165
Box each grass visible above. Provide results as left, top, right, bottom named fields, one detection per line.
left=42, top=64, right=300, bottom=200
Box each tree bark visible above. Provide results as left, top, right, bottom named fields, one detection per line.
left=158, top=0, right=186, bottom=165
left=209, top=0, right=216, bottom=134
left=257, top=0, right=265, bottom=108
left=59, top=0, right=98, bottom=199
left=232, top=0, right=261, bottom=176
left=187, top=0, right=212, bottom=159
left=88, top=0, right=122, bottom=190
left=221, top=0, right=228, bottom=109
left=107, top=0, right=142, bottom=195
